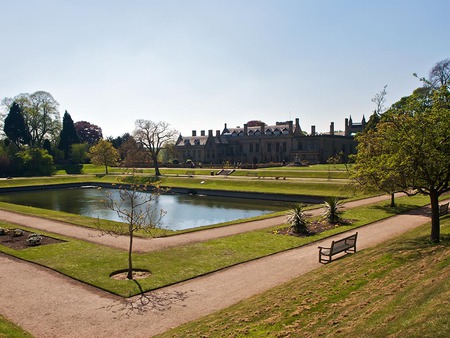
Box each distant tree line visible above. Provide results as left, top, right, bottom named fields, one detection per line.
left=0, top=91, right=178, bottom=177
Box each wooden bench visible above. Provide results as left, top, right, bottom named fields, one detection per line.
left=318, top=232, right=358, bottom=264
left=440, top=202, right=449, bottom=216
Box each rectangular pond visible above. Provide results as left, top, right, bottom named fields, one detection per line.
left=0, top=187, right=289, bottom=230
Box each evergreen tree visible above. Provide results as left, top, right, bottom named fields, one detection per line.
left=58, top=111, right=79, bottom=160
left=3, top=102, right=31, bottom=148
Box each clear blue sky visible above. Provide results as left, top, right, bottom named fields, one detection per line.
left=1, top=0, right=448, bottom=137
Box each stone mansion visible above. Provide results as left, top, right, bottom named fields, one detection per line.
left=174, top=116, right=366, bottom=165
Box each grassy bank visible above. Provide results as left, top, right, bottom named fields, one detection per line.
left=158, top=217, right=450, bottom=337
left=0, top=195, right=433, bottom=297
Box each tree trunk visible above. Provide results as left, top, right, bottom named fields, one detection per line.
left=153, top=154, right=161, bottom=176
left=390, top=192, right=396, bottom=207
left=127, top=228, right=134, bottom=279
left=105, top=163, right=108, bottom=175
left=429, top=189, right=440, bottom=243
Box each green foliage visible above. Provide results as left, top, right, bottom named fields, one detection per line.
left=57, top=164, right=83, bottom=174
left=286, top=204, right=309, bottom=235
left=3, top=101, right=31, bottom=148
left=15, top=148, right=54, bottom=176
left=58, top=110, right=79, bottom=160
left=352, top=70, right=450, bottom=241
left=71, top=143, right=90, bottom=164
left=322, top=196, right=343, bottom=224
left=5, top=91, right=61, bottom=147
left=88, top=139, right=120, bottom=174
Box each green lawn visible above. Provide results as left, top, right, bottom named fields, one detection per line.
left=0, top=194, right=434, bottom=297
left=157, top=217, right=450, bottom=337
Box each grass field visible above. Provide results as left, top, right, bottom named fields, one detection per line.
left=0, top=170, right=448, bottom=337
left=0, top=194, right=434, bottom=297
left=158, top=217, right=450, bottom=337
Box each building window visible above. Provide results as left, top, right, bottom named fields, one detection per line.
left=255, top=143, right=260, bottom=152
left=267, top=143, right=272, bottom=152
left=282, top=142, right=287, bottom=152
left=249, top=144, right=254, bottom=153
left=276, top=142, right=280, bottom=152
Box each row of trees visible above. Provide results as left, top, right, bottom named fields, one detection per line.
left=1, top=91, right=178, bottom=177
left=351, top=58, right=450, bottom=243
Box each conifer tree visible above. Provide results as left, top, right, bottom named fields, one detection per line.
left=58, top=111, right=79, bottom=160
left=3, top=102, right=31, bottom=148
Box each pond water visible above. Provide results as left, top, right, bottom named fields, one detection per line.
left=0, top=187, right=288, bottom=230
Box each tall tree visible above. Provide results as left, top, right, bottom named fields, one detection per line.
left=88, top=139, right=120, bottom=174
left=351, top=129, right=401, bottom=207
left=26, top=91, right=61, bottom=147
left=354, top=84, right=450, bottom=242
left=133, top=120, right=178, bottom=176
left=58, top=111, right=80, bottom=160
left=2, top=91, right=61, bottom=147
left=428, top=58, right=450, bottom=89
left=3, top=102, right=31, bottom=148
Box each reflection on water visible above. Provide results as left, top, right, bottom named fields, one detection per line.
left=0, top=187, right=287, bottom=230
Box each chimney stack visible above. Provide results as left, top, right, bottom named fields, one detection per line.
left=216, top=130, right=221, bottom=137
left=208, top=130, right=213, bottom=137
left=311, top=125, right=316, bottom=136
left=201, top=130, right=205, bottom=136
left=192, top=130, right=197, bottom=137
left=330, top=122, right=334, bottom=136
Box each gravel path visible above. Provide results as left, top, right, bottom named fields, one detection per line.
left=0, top=196, right=443, bottom=338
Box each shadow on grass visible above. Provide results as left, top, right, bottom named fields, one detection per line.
left=371, top=203, right=432, bottom=217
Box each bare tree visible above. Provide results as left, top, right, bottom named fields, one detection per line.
left=133, top=120, right=178, bottom=176
left=428, top=58, right=450, bottom=88
left=98, top=181, right=167, bottom=279
left=414, top=58, right=450, bottom=89
left=365, top=85, right=388, bottom=132
left=371, top=84, right=388, bottom=115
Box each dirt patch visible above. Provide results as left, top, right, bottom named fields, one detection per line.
left=0, top=228, right=65, bottom=250
left=110, top=269, right=152, bottom=280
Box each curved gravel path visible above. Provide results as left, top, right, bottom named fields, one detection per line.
left=0, top=196, right=444, bottom=338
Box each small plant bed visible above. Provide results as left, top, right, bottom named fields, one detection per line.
left=0, top=228, right=65, bottom=250
left=273, top=219, right=353, bottom=236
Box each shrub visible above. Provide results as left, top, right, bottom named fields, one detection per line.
left=322, top=197, right=343, bottom=224
left=287, top=204, right=309, bottom=235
